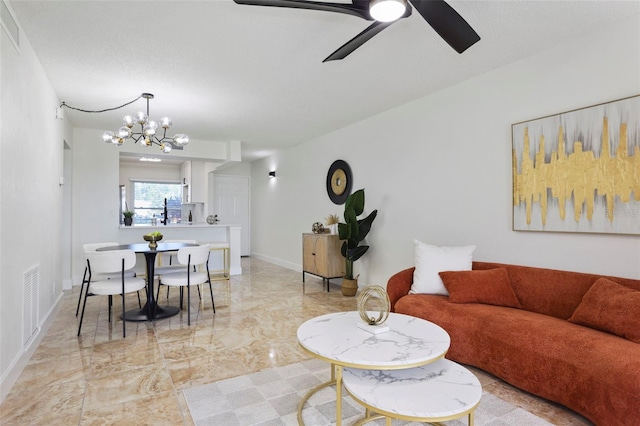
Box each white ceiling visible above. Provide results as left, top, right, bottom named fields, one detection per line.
left=8, top=0, right=640, bottom=162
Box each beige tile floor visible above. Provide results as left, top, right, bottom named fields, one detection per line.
left=0, top=257, right=590, bottom=425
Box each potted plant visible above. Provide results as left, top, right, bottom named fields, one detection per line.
left=123, top=210, right=134, bottom=226
left=338, top=189, right=377, bottom=296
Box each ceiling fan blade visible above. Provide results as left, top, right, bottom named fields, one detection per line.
left=233, top=0, right=371, bottom=20
left=408, top=0, right=480, bottom=53
left=323, top=20, right=394, bottom=62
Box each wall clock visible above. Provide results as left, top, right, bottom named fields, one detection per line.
left=326, top=160, right=352, bottom=204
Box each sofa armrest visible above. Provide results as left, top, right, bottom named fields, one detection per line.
left=387, top=267, right=415, bottom=312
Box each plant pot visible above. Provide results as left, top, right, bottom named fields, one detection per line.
left=124, top=217, right=133, bottom=226
left=342, top=278, right=358, bottom=297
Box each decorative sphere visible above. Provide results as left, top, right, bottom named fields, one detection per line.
left=312, top=222, right=325, bottom=233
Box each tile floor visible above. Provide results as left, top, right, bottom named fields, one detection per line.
left=0, top=257, right=591, bottom=425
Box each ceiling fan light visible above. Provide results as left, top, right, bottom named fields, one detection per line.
left=370, top=0, right=406, bottom=22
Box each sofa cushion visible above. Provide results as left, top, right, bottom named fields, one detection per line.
left=439, top=268, right=521, bottom=308
left=411, top=241, right=475, bottom=295
left=568, top=278, right=640, bottom=344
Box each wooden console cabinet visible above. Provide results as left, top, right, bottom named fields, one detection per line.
left=302, top=233, right=344, bottom=291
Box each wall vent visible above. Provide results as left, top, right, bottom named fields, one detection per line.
left=23, top=265, right=40, bottom=349
left=1, top=0, right=20, bottom=52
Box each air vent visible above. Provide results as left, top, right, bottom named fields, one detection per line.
left=1, top=0, right=20, bottom=51
left=23, top=265, right=40, bottom=349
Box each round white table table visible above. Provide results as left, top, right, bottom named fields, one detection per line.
left=343, top=358, right=482, bottom=425
left=296, top=311, right=451, bottom=425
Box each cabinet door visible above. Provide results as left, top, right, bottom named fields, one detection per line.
left=302, top=234, right=317, bottom=274
left=316, top=235, right=344, bottom=278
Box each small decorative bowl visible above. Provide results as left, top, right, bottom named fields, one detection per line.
left=143, top=234, right=163, bottom=249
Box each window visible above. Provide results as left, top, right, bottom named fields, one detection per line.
left=132, top=181, right=182, bottom=225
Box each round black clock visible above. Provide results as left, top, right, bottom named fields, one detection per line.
left=326, top=160, right=352, bottom=204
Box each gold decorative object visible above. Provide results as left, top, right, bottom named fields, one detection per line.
left=357, top=285, right=390, bottom=325
left=512, top=95, right=639, bottom=234
left=312, top=222, right=325, bottom=234
left=143, top=233, right=163, bottom=249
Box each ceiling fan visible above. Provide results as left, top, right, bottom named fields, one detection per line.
left=232, top=0, right=480, bottom=62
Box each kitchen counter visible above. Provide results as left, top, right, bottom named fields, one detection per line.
left=120, top=223, right=235, bottom=229
left=118, top=223, right=242, bottom=275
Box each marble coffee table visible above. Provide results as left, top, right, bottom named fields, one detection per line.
left=343, top=358, right=482, bottom=425
left=296, top=311, right=451, bottom=425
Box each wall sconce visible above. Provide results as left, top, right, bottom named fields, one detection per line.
left=269, top=171, right=276, bottom=178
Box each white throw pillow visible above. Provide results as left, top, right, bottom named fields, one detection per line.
left=410, top=241, right=475, bottom=295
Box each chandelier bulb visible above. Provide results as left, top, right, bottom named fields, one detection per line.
left=135, top=111, right=148, bottom=125
left=122, top=115, right=136, bottom=128
left=143, top=122, right=157, bottom=137
left=173, top=134, right=190, bottom=146
left=102, top=130, right=115, bottom=143
left=117, top=126, right=132, bottom=139
left=160, top=117, right=172, bottom=129
left=161, top=143, right=172, bottom=153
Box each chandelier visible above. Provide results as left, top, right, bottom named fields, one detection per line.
left=102, top=93, right=189, bottom=153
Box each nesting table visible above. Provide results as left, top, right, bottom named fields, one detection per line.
left=297, top=311, right=464, bottom=425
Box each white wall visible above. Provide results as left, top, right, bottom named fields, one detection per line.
left=250, top=15, right=640, bottom=285
left=1, top=19, right=67, bottom=399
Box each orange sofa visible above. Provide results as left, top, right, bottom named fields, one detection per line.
left=387, top=262, right=640, bottom=426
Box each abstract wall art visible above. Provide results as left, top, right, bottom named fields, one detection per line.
left=512, top=95, right=640, bottom=235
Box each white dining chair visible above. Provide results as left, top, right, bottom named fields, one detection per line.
left=158, top=244, right=214, bottom=325
left=154, top=239, right=197, bottom=300
left=77, top=249, right=146, bottom=338
left=76, top=242, right=139, bottom=317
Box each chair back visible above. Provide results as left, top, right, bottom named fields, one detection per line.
left=87, top=250, right=137, bottom=274
left=158, top=240, right=197, bottom=265
left=177, top=244, right=210, bottom=267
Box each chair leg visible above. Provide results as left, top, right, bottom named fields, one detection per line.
left=208, top=279, right=216, bottom=314
left=108, top=295, right=113, bottom=323
left=187, top=284, right=191, bottom=326
left=166, top=286, right=170, bottom=300
left=122, top=291, right=126, bottom=338
left=77, top=280, right=92, bottom=337
left=137, top=291, right=142, bottom=308
left=76, top=266, right=88, bottom=317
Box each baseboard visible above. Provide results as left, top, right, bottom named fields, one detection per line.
left=0, top=291, right=64, bottom=403
left=249, top=252, right=300, bottom=272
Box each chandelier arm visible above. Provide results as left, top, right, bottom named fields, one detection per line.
left=60, top=94, right=144, bottom=113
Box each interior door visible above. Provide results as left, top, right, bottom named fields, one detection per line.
left=212, top=175, right=250, bottom=256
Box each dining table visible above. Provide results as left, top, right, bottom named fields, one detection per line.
left=97, top=242, right=196, bottom=321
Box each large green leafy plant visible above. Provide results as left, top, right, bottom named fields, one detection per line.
left=338, top=189, right=378, bottom=280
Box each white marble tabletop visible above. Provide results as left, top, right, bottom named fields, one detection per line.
left=296, top=311, right=450, bottom=369
left=343, top=359, right=482, bottom=420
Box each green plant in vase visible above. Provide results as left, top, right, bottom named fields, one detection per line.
left=123, top=210, right=134, bottom=226
left=338, top=188, right=377, bottom=296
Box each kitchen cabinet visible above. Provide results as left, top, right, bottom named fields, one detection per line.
left=302, top=233, right=344, bottom=291
left=181, top=161, right=191, bottom=203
